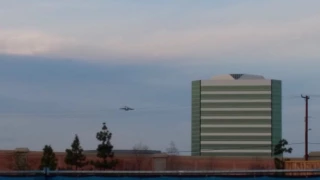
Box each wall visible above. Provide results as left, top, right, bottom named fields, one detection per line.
left=3, top=150, right=320, bottom=177
left=167, top=156, right=275, bottom=170
left=0, top=150, right=276, bottom=171
left=285, top=160, right=320, bottom=176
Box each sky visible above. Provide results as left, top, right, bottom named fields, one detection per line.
left=1, top=0, right=320, bottom=157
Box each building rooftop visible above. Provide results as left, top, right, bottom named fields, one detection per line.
left=212, top=74, right=265, bottom=80
left=83, top=149, right=162, bottom=155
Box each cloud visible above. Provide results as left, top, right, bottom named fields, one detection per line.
left=1, top=0, right=320, bottom=64
left=0, top=29, right=73, bottom=56
left=120, top=18, right=320, bottom=60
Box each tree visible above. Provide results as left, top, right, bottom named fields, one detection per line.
left=12, top=152, right=29, bottom=170
left=65, top=134, right=87, bottom=170
left=166, top=141, right=179, bottom=155
left=166, top=141, right=180, bottom=170
left=92, top=122, right=118, bottom=170
left=273, top=139, right=293, bottom=171
left=274, top=139, right=293, bottom=157
left=132, top=142, right=149, bottom=170
left=39, top=145, right=57, bottom=170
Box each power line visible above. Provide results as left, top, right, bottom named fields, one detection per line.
left=174, top=142, right=306, bottom=153
left=0, top=106, right=191, bottom=117
left=174, top=142, right=320, bottom=154
left=0, top=94, right=317, bottom=117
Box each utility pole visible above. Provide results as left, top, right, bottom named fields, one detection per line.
left=301, top=94, right=310, bottom=161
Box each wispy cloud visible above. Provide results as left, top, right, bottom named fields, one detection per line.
left=0, top=29, right=73, bottom=56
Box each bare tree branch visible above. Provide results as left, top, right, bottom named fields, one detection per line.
left=166, top=141, right=179, bottom=156
left=132, top=142, right=149, bottom=170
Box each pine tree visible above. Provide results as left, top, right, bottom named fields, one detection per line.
left=39, top=145, right=57, bottom=170
left=92, top=122, right=118, bottom=170
left=65, top=134, right=87, bottom=170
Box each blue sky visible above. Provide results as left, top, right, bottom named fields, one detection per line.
left=1, top=0, right=320, bottom=157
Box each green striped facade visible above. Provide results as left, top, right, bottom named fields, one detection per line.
left=191, top=79, right=282, bottom=157
left=271, top=80, right=282, bottom=157
left=191, top=80, right=201, bottom=156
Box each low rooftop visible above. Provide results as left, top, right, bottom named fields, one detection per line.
left=84, top=149, right=162, bottom=155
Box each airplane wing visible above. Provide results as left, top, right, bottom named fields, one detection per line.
left=120, top=106, right=134, bottom=111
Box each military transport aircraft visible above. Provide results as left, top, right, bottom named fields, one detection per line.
left=120, top=106, right=134, bottom=111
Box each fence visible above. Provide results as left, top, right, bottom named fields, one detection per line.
left=1, top=169, right=320, bottom=178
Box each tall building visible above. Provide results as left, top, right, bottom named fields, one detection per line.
left=191, top=74, right=281, bottom=157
